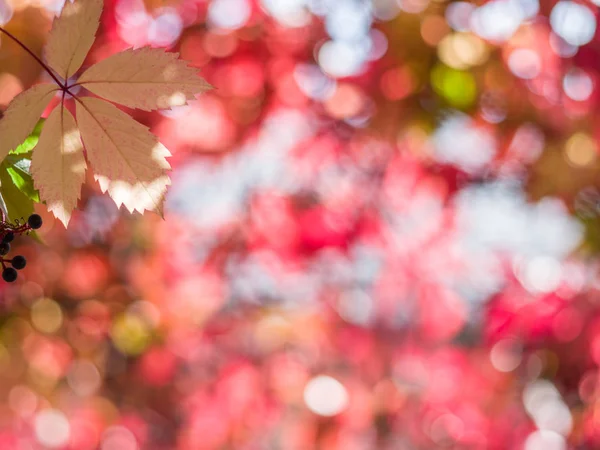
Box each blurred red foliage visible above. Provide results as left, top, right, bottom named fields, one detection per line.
left=3, top=0, right=600, bottom=448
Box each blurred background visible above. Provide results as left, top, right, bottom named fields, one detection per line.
left=1, top=0, right=600, bottom=448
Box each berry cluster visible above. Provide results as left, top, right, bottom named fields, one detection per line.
left=0, top=214, right=42, bottom=282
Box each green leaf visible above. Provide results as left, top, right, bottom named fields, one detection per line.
left=3, top=156, right=39, bottom=203
left=0, top=120, right=43, bottom=232
left=0, top=152, right=40, bottom=222
left=9, top=119, right=44, bottom=155
left=0, top=174, right=42, bottom=244
left=0, top=169, right=34, bottom=223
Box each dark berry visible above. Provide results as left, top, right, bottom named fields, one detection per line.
left=0, top=242, right=10, bottom=256
left=27, top=214, right=42, bottom=230
left=2, top=232, right=14, bottom=243
left=2, top=268, right=17, bottom=282
left=11, top=256, right=26, bottom=270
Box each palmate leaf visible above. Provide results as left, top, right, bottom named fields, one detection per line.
left=0, top=0, right=210, bottom=227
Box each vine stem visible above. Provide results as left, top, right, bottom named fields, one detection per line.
left=0, top=25, right=68, bottom=92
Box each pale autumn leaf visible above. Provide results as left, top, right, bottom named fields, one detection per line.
left=30, top=106, right=86, bottom=227
left=45, top=0, right=103, bottom=80
left=0, top=84, right=57, bottom=162
left=77, top=47, right=212, bottom=111
left=75, top=97, right=171, bottom=215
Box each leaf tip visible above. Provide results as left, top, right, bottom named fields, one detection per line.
left=49, top=205, right=71, bottom=228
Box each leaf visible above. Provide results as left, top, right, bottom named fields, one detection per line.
left=75, top=97, right=171, bottom=215
left=10, top=119, right=45, bottom=155
left=31, top=106, right=85, bottom=226
left=5, top=155, right=39, bottom=202
left=0, top=166, right=35, bottom=223
left=0, top=84, right=57, bottom=162
left=0, top=189, right=8, bottom=222
left=44, top=0, right=103, bottom=80
left=77, top=47, right=213, bottom=111
left=0, top=0, right=210, bottom=225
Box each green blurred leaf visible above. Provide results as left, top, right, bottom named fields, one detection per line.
left=0, top=168, right=34, bottom=223
left=3, top=155, right=39, bottom=203
left=0, top=122, right=44, bottom=241
left=0, top=174, right=42, bottom=243
left=0, top=118, right=43, bottom=206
